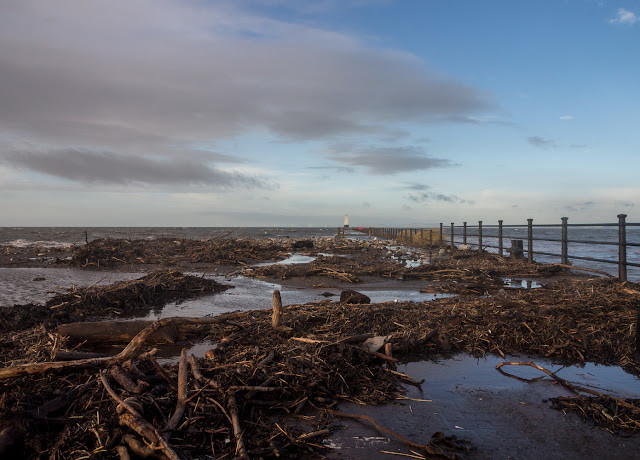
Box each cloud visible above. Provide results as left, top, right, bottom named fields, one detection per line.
left=405, top=183, right=431, bottom=191
left=327, top=144, right=454, bottom=175
left=564, top=201, right=596, bottom=213
left=307, top=165, right=356, bottom=173
left=559, top=115, right=574, bottom=120
left=609, top=8, right=639, bottom=24
left=405, top=191, right=472, bottom=204
left=0, top=0, right=493, bottom=150
left=527, top=136, right=557, bottom=149
left=2, top=148, right=271, bottom=189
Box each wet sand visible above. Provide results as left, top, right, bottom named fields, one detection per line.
left=325, top=354, right=640, bottom=459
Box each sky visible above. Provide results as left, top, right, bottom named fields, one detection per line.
left=0, top=0, right=639, bottom=227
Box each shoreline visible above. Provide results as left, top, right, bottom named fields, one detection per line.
left=1, top=235, right=640, bottom=458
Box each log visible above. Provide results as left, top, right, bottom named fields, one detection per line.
left=56, top=320, right=179, bottom=345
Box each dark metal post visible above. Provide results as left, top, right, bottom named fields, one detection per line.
left=498, top=220, right=503, bottom=256
left=463, top=222, right=467, bottom=245
left=561, top=217, right=569, bottom=265
left=450, top=223, right=455, bottom=249
left=527, top=218, right=533, bottom=263
left=439, top=223, right=443, bottom=246
left=618, top=214, right=628, bottom=282
left=478, top=221, right=483, bottom=251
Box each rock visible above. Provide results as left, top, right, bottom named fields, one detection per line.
left=361, top=336, right=388, bottom=353
left=293, top=239, right=314, bottom=249
left=320, top=292, right=336, bottom=297
left=340, top=290, right=370, bottom=304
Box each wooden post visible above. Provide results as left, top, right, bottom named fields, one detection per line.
left=439, top=223, right=443, bottom=246
left=271, top=290, right=291, bottom=332
left=498, top=220, right=503, bottom=256
left=429, top=229, right=433, bottom=246
left=463, top=222, right=467, bottom=245
left=478, top=221, right=483, bottom=251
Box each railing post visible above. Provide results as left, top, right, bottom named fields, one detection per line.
left=561, top=217, right=569, bottom=265
left=498, top=220, right=503, bottom=256
left=478, top=221, right=483, bottom=251
left=618, top=214, right=628, bottom=282
left=439, top=223, right=443, bottom=246
left=463, top=222, right=467, bottom=245
left=527, top=218, right=534, bottom=263
left=450, top=223, right=455, bottom=250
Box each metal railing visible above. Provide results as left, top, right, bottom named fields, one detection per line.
left=359, top=214, right=640, bottom=282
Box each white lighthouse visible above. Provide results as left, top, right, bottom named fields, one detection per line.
left=344, top=215, right=349, bottom=228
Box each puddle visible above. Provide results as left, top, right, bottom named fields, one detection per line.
left=141, top=275, right=453, bottom=321
left=324, top=354, right=640, bottom=459
left=141, top=275, right=283, bottom=320
left=502, top=278, right=543, bottom=289
left=401, top=354, right=640, bottom=398
left=253, top=253, right=318, bottom=267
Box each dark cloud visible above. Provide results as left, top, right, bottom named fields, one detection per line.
left=327, top=145, right=454, bottom=175
left=2, top=148, right=270, bottom=189
left=0, top=1, right=494, bottom=155
left=527, top=136, right=557, bottom=149
left=405, top=191, right=472, bottom=204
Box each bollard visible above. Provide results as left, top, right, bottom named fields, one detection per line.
left=510, top=240, right=524, bottom=259
left=618, top=214, right=628, bottom=282
left=527, top=218, right=533, bottom=263
left=450, top=223, right=455, bottom=250
left=561, top=217, right=569, bottom=265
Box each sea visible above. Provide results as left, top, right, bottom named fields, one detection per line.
left=1, top=225, right=640, bottom=309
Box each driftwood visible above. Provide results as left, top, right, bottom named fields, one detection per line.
left=228, top=392, right=249, bottom=460
left=100, top=370, right=181, bottom=460
left=164, top=349, right=188, bottom=433
left=56, top=320, right=179, bottom=344
left=0, top=312, right=249, bottom=380
left=271, top=289, right=292, bottom=332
